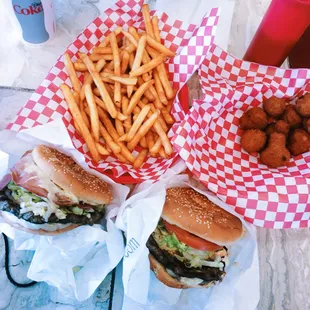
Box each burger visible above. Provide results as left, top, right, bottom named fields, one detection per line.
left=147, top=187, right=243, bottom=288
left=0, top=145, right=113, bottom=235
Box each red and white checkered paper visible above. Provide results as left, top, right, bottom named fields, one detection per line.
left=172, top=44, right=310, bottom=229
left=6, top=0, right=219, bottom=182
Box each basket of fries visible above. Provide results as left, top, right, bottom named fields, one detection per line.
left=6, top=0, right=219, bottom=183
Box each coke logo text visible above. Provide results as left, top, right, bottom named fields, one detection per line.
left=14, top=2, right=43, bottom=15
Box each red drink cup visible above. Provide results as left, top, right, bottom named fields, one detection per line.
left=243, top=0, right=310, bottom=67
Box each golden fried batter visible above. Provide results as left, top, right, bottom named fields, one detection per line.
left=287, top=129, right=310, bottom=156
left=263, top=97, right=286, bottom=118
left=296, top=93, right=310, bottom=117
left=281, top=105, right=302, bottom=129
left=241, top=129, right=267, bottom=153
left=239, top=107, right=268, bottom=130
left=260, top=133, right=290, bottom=168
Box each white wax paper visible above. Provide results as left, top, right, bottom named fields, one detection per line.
left=0, top=119, right=129, bottom=300
left=116, top=174, right=259, bottom=309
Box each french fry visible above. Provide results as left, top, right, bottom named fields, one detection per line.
left=148, top=84, right=164, bottom=110
left=118, top=142, right=135, bottom=163
left=152, top=16, right=161, bottom=43
left=93, top=94, right=106, bottom=109
left=133, top=149, right=148, bottom=169
left=154, top=70, right=168, bottom=105
left=132, top=35, right=146, bottom=72
left=142, top=72, right=151, bottom=81
left=121, top=51, right=130, bottom=74
left=127, top=110, right=160, bottom=150
left=146, top=131, right=155, bottom=152
left=93, top=87, right=100, bottom=97
left=127, top=53, right=135, bottom=97
left=99, top=123, right=121, bottom=154
left=115, top=119, right=125, bottom=136
left=114, top=151, right=130, bottom=163
left=142, top=4, right=155, bottom=38
left=74, top=62, right=88, bottom=72
left=138, top=101, right=168, bottom=132
left=122, top=96, right=131, bottom=133
left=96, top=143, right=109, bottom=155
left=101, top=77, right=115, bottom=84
left=126, top=105, right=151, bottom=142
left=97, top=106, right=135, bottom=163
left=79, top=53, right=117, bottom=118
left=73, top=91, right=80, bottom=105
left=92, top=47, right=113, bottom=54
left=85, top=84, right=100, bottom=142
left=153, top=120, right=173, bottom=155
left=81, top=108, right=91, bottom=129
left=80, top=59, right=106, bottom=101
left=118, top=134, right=128, bottom=142
left=95, top=97, right=127, bottom=122
left=129, top=54, right=165, bottom=77
left=128, top=27, right=153, bottom=66
left=145, top=35, right=175, bottom=58
left=110, top=32, right=121, bottom=107
left=140, top=136, right=147, bottom=148
left=83, top=71, right=90, bottom=83
left=127, top=80, right=154, bottom=115
left=89, top=54, right=113, bottom=62
left=60, top=84, right=100, bottom=162
left=133, top=106, right=141, bottom=115
left=137, top=76, right=154, bottom=101
left=166, top=101, right=173, bottom=113
left=64, top=53, right=81, bottom=92
left=150, top=136, right=162, bottom=154
left=99, top=26, right=122, bottom=47
left=122, top=95, right=129, bottom=114
left=74, top=120, right=82, bottom=136
left=161, top=107, right=175, bottom=125
left=100, top=72, right=137, bottom=85
left=116, top=112, right=128, bottom=121
left=121, top=30, right=138, bottom=47
left=146, top=46, right=175, bottom=99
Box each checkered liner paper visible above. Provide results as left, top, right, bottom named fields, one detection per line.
left=172, top=44, right=310, bottom=229
left=6, top=0, right=219, bottom=182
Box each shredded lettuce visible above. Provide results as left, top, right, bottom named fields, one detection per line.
left=7, top=182, right=101, bottom=220
left=71, top=206, right=84, bottom=215
left=8, top=181, right=43, bottom=203
left=153, top=222, right=227, bottom=269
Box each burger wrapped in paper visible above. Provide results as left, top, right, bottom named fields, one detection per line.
left=147, top=187, right=243, bottom=289
left=0, top=145, right=113, bottom=235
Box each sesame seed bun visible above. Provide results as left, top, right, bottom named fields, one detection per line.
left=31, top=145, right=113, bottom=205
left=149, top=254, right=217, bottom=289
left=162, top=188, right=242, bottom=246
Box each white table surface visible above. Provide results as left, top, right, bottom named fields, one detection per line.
left=0, top=0, right=310, bottom=310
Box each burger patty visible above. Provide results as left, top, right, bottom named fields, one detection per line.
left=147, top=235, right=225, bottom=283
left=0, top=190, right=103, bottom=225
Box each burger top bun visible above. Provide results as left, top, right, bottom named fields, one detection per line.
left=161, top=187, right=243, bottom=246
left=31, top=145, right=113, bottom=205
left=149, top=254, right=218, bottom=289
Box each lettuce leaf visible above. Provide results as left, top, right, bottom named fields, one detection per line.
left=8, top=181, right=43, bottom=203
left=7, top=182, right=101, bottom=220
left=153, top=222, right=227, bottom=269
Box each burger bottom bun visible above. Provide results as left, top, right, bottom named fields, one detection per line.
left=149, top=254, right=216, bottom=289
left=0, top=211, right=80, bottom=236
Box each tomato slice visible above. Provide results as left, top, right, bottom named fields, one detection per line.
left=163, top=220, right=223, bottom=251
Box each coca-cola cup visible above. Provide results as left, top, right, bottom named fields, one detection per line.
left=11, top=0, right=56, bottom=44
